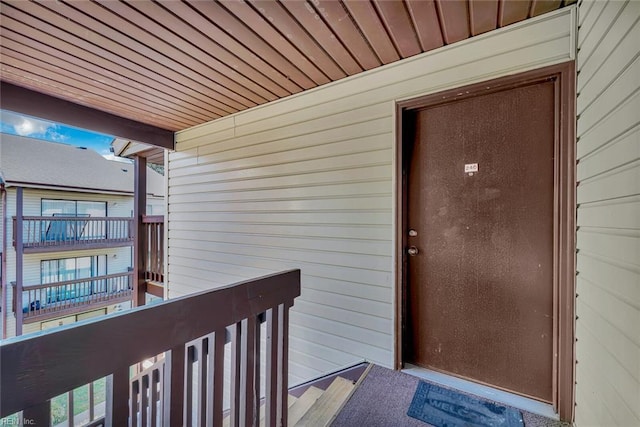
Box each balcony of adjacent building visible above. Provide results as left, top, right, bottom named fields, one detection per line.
left=12, top=215, right=134, bottom=254
left=8, top=215, right=164, bottom=333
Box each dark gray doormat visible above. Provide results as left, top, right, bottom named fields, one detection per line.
left=407, top=381, right=524, bottom=427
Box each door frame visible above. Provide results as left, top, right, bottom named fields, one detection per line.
left=393, top=61, right=576, bottom=421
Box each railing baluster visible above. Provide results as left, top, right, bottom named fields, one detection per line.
left=141, top=374, right=150, bottom=427
left=68, top=390, right=75, bottom=427
left=240, top=316, right=260, bottom=427
left=229, top=322, right=241, bottom=427
left=265, top=306, right=280, bottom=427
left=131, top=378, right=140, bottom=427
left=106, top=366, right=130, bottom=426
left=185, top=345, right=195, bottom=427
left=210, top=330, right=225, bottom=427
left=164, top=344, right=186, bottom=427
left=151, top=368, right=161, bottom=427
left=196, top=338, right=208, bottom=427
left=89, top=381, right=95, bottom=422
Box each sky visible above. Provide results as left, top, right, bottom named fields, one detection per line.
left=0, top=109, right=126, bottom=162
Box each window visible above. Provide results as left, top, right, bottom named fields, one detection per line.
left=41, top=255, right=107, bottom=302
left=41, top=255, right=106, bottom=283
left=41, top=199, right=107, bottom=241
left=41, top=199, right=107, bottom=217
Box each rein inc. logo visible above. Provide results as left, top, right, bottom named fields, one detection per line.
left=0, top=418, right=35, bottom=425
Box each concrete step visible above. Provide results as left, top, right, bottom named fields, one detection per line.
left=293, top=377, right=354, bottom=427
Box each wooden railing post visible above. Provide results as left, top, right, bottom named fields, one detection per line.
left=15, top=187, right=24, bottom=336
left=133, top=156, right=147, bottom=307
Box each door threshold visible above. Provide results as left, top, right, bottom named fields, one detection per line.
left=402, top=364, right=559, bottom=420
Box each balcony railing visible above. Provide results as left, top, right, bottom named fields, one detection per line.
left=142, top=215, right=164, bottom=285
left=13, top=216, right=134, bottom=252
left=12, top=272, right=133, bottom=323
left=1, top=270, right=301, bottom=427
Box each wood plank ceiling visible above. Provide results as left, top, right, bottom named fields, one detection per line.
left=0, top=0, right=573, bottom=133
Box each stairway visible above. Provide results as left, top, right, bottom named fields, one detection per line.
left=291, top=377, right=355, bottom=426
left=222, top=375, right=357, bottom=427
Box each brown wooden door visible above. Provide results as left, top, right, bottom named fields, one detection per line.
left=406, top=81, right=556, bottom=402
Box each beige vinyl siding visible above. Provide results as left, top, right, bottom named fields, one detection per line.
left=575, top=0, right=640, bottom=426
left=171, top=8, right=576, bottom=385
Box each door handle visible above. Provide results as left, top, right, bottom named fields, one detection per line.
left=407, top=246, right=419, bottom=256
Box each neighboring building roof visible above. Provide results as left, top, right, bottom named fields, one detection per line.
left=0, top=133, right=164, bottom=196
left=112, top=138, right=165, bottom=166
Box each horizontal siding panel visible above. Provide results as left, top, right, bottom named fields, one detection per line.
left=293, top=298, right=389, bottom=335
left=577, top=54, right=639, bottom=133
left=577, top=0, right=607, bottom=48
left=169, top=248, right=390, bottom=288
left=577, top=161, right=640, bottom=203
left=174, top=116, right=235, bottom=148
left=169, top=152, right=392, bottom=187
left=169, top=239, right=391, bottom=272
left=169, top=230, right=392, bottom=257
left=169, top=221, right=391, bottom=241
left=168, top=180, right=391, bottom=204
left=298, top=287, right=391, bottom=321
left=168, top=196, right=392, bottom=214
left=577, top=252, right=640, bottom=309
left=168, top=168, right=392, bottom=196
left=193, top=118, right=392, bottom=161
left=576, top=298, right=639, bottom=385
left=578, top=0, right=596, bottom=27
left=184, top=133, right=392, bottom=178
left=168, top=211, right=391, bottom=226
left=235, top=102, right=391, bottom=142
left=289, top=336, right=359, bottom=369
left=178, top=116, right=391, bottom=164
left=288, top=348, right=344, bottom=377
left=576, top=0, right=627, bottom=71
left=288, top=322, right=389, bottom=365
left=577, top=126, right=640, bottom=179
left=290, top=311, right=392, bottom=358
left=168, top=265, right=243, bottom=287
left=577, top=197, right=640, bottom=229
left=577, top=89, right=640, bottom=158
left=168, top=254, right=272, bottom=279
left=301, top=276, right=391, bottom=304
left=577, top=276, right=640, bottom=345
left=577, top=2, right=640, bottom=100
left=575, top=324, right=640, bottom=426
left=171, top=145, right=393, bottom=181
left=576, top=229, right=640, bottom=272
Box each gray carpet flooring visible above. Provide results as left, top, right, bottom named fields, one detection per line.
left=330, top=364, right=570, bottom=427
